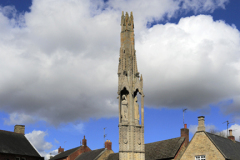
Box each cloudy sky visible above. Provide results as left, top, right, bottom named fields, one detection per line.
left=0, top=0, right=240, bottom=159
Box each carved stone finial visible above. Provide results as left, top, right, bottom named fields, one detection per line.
left=125, top=12, right=129, bottom=22
left=130, top=12, right=133, bottom=22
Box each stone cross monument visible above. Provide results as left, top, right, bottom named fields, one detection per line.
left=118, top=11, right=145, bottom=160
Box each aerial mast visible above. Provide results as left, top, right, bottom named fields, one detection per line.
left=183, top=108, right=187, bottom=127
left=104, top=127, right=107, bottom=147
left=223, top=120, right=234, bottom=137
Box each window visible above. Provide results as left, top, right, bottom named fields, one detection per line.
left=195, top=155, right=206, bottom=160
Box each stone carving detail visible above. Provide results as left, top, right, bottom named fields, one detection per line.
left=134, top=96, right=140, bottom=123
left=122, top=126, right=128, bottom=144
left=134, top=127, right=141, bottom=146
left=121, top=95, right=128, bottom=121
left=137, top=128, right=141, bottom=145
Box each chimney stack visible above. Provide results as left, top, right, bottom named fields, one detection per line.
left=82, top=135, right=87, bottom=147
left=197, top=116, right=205, bottom=132
left=14, top=125, right=25, bottom=134
left=181, top=124, right=189, bottom=147
left=105, top=140, right=112, bottom=150
left=58, top=146, right=64, bottom=153
left=228, top=129, right=235, bottom=141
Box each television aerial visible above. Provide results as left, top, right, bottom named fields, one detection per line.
left=183, top=108, right=187, bottom=127
left=223, top=120, right=234, bottom=137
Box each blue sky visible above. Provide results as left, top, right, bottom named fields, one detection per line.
left=0, top=0, right=240, bottom=159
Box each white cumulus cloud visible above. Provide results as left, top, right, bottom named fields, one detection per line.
left=189, top=124, right=217, bottom=134
left=25, top=130, right=53, bottom=156
left=45, top=149, right=58, bottom=160
left=4, top=112, right=36, bottom=125
left=137, top=15, right=240, bottom=112
left=0, top=0, right=237, bottom=125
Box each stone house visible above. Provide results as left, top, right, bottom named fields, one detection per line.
left=180, top=116, right=240, bottom=160
left=50, top=137, right=114, bottom=160
left=0, top=125, right=44, bottom=160
left=107, top=125, right=189, bottom=160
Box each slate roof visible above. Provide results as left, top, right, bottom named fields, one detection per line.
left=50, top=146, right=81, bottom=160
left=0, top=130, right=42, bottom=157
left=205, top=132, right=240, bottom=160
left=107, top=137, right=185, bottom=160
left=145, top=137, right=185, bottom=160
left=75, top=148, right=106, bottom=160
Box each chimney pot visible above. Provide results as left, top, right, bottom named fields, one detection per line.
left=105, top=140, right=112, bottom=150
left=58, top=146, right=64, bottom=153
left=197, top=116, right=205, bottom=132
left=82, top=135, right=87, bottom=147
left=181, top=124, right=189, bottom=147
left=228, top=129, right=235, bottom=141
left=229, top=129, right=233, bottom=136
left=14, top=125, right=25, bottom=134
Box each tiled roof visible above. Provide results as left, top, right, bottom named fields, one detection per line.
left=75, top=148, right=106, bottom=160
left=206, top=132, right=240, bottom=160
left=50, top=146, right=81, bottom=160
left=107, top=137, right=185, bottom=160
left=0, top=130, right=42, bottom=157
left=146, top=137, right=185, bottom=160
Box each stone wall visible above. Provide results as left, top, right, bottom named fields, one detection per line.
left=98, top=149, right=114, bottom=160
left=174, top=142, right=186, bottom=160
left=180, top=131, right=225, bottom=160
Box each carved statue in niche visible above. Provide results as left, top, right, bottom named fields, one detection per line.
left=134, top=96, right=140, bottom=123
left=121, top=95, right=128, bottom=121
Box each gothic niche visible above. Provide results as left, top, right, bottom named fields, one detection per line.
left=121, top=88, right=129, bottom=122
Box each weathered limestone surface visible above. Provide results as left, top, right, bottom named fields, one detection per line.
left=118, top=11, right=145, bottom=160
left=180, top=131, right=225, bottom=160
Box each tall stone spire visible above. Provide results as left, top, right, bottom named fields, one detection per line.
left=118, top=11, right=145, bottom=160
